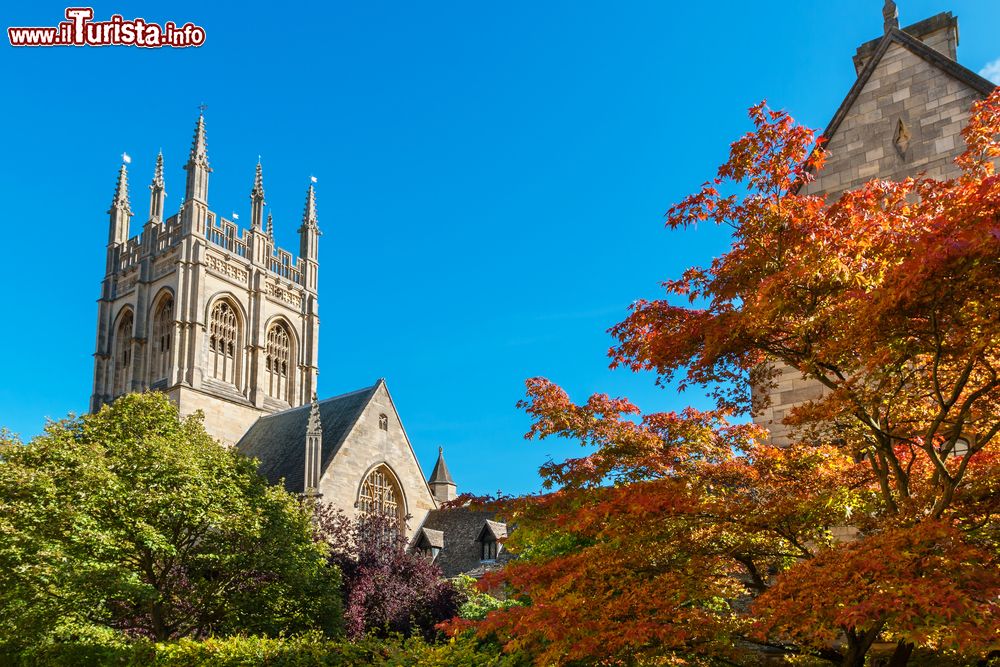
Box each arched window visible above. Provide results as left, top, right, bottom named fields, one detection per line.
left=209, top=300, right=240, bottom=385
left=150, top=296, right=173, bottom=382
left=378, top=414, right=389, bottom=431
left=265, top=321, right=292, bottom=402
left=358, top=466, right=404, bottom=542
left=112, top=310, right=134, bottom=397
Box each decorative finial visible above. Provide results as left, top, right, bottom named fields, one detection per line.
left=300, top=181, right=320, bottom=232
left=266, top=210, right=274, bottom=239
left=110, top=162, right=132, bottom=214
left=883, top=0, right=899, bottom=33
left=198, top=102, right=208, bottom=116
left=438, top=446, right=443, bottom=454
left=151, top=151, right=164, bottom=189
left=307, top=392, right=322, bottom=434
left=252, top=161, right=265, bottom=200
left=187, top=112, right=209, bottom=167
left=121, top=152, right=132, bottom=164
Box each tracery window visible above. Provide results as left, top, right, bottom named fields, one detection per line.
left=358, top=466, right=403, bottom=531
left=112, top=310, right=134, bottom=397
left=150, top=296, right=173, bottom=382
left=481, top=539, right=498, bottom=561
left=209, top=300, right=239, bottom=385
left=378, top=414, right=389, bottom=431
left=265, top=321, right=292, bottom=402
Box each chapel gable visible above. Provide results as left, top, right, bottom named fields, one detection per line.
left=753, top=4, right=996, bottom=447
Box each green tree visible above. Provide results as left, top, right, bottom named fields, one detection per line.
left=0, top=392, right=342, bottom=646
left=452, top=575, right=518, bottom=622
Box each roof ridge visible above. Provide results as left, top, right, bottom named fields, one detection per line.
left=811, top=26, right=994, bottom=172
left=255, top=383, right=380, bottom=421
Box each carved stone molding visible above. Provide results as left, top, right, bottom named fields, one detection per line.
left=266, top=282, right=302, bottom=308
left=204, top=253, right=249, bottom=283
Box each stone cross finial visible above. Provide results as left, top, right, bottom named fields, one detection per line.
left=883, top=0, right=899, bottom=33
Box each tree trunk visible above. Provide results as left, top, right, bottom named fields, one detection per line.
left=887, top=640, right=913, bottom=667
left=841, top=627, right=880, bottom=667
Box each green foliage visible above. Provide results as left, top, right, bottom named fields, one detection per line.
left=0, top=632, right=525, bottom=667
left=452, top=575, right=520, bottom=622
left=0, top=393, right=342, bottom=645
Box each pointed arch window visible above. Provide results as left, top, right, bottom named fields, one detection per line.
left=112, top=310, right=134, bottom=397
left=150, top=296, right=174, bottom=382
left=358, top=466, right=404, bottom=543
left=265, top=321, right=292, bottom=402
left=209, top=300, right=240, bottom=385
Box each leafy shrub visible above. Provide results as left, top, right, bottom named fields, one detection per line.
left=0, top=632, right=525, bottom=667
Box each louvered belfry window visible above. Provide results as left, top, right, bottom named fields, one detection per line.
left=265, top=322, right=291, bottom=401
left=209, top=301, right=239, bottom=385
left=112, top=310, right=134, bottom=397
left=150, top=297, right=173, bottom=382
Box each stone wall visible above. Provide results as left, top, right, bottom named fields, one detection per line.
left=94, top=208, right=319, bottom=447
left=752, top=20, right=987, bottom=446
left=317, top=383, right=438, bottom=541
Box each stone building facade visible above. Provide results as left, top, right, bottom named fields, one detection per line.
left=91, top=113, right=319, bottom=447
left=752, top=4, right=996, bottom=445
left=90, top=114, right=506, bottom=572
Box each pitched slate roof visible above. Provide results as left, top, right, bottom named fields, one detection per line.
left=480, top=520, right=508, bottom=541
left=823, top=14, right=994, bottom=146
left=237, top=382, right=381, bottom=493
left=417, top=527, right=444, bottom=549
left=419, top=506, right=513, bottom=578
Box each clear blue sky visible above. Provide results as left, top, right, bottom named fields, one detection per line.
left=2, top=1, right=997, bottom=495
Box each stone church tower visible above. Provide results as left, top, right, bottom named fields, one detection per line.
left=86, top=113, right=506, bottom=571
left=752, top=3, right=996, bottom=445
left=91, top=113, right=320, bottom=446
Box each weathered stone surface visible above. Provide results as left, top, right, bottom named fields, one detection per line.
left=317, top=382, right=438, bottom=540
left=752, top=14, right=991, bottom=446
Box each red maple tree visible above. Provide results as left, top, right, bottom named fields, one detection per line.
left=450, top=90, right=1000, bottom=666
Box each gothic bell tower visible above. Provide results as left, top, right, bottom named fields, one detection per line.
left=91, top=112, right=321, bottom=446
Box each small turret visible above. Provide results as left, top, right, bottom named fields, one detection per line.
left=148, top=151, right=166, bottom=223
left=428, top=446, right=457, bottom=504
left=108, top=161, right=132, bottom=246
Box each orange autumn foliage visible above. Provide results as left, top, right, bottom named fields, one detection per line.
left=449, top=90, right=1000, bottom=666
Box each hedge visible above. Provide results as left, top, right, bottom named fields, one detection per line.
left=0, top=633, right=525, bottom=667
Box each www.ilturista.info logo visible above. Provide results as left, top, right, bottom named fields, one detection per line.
left=8, top=8, right=205, bottom=48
